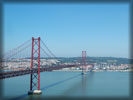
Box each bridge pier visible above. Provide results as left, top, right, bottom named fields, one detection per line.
left=28, top=90, right=42, bottom=95
left=28, top=37, right=42, bottom=95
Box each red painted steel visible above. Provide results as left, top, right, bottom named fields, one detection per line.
left=82, top=51, right=87, bottom=73
left=30, top=37, right=34, bottom=91
left=38, top=37, right=40, bottom=90
left=85, top=51, right=87, bottom=73
left=30, top=37, right=41, bottom=91
left=82, top=51, right=83, bottom=73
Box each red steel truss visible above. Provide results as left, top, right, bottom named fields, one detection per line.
left=30, top=37, right=41, bottom=91
left=82, top=51, right=87, bottom=73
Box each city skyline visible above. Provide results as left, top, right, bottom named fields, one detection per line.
left=4, top=3, right=129, bottom=58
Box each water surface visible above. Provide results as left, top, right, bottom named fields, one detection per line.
left=2, top=71, right=129, bottom=99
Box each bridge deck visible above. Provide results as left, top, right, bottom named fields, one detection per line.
left=0, top=65, right=77, bottom=79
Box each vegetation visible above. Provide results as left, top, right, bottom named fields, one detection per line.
left=56, top=57, right=130, bottom=65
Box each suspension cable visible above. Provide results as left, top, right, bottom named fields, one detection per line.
left=40, top=39, right=57, bottom=59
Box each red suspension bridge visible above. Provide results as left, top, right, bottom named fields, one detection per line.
left=0, top=37, right=91, bottom=94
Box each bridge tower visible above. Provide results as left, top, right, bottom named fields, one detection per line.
left=28, top=37, right=42, bottom=95
left=82, top=51, right=87, bottom=75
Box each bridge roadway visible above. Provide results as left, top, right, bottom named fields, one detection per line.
left=0, top=65, right=77, bottom=79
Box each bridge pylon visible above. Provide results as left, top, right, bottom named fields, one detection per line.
left=28, top=37, right=42, bottom=95
left=81, top=51, right=87, bottom=75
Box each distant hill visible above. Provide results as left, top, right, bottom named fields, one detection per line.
left=25, top=56, right=130, bottom=64
left=55, top=57, right=130, bottom=65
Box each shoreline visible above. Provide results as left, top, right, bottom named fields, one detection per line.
left=53, top=69, right=130, bottom=72
left=1, top=69, right=131, bottom=72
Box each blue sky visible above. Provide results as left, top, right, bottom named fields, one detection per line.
left=4, top=3, right=129, bottom=58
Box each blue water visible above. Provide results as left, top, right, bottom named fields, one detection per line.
left=2, top=71, right=130, bottom=100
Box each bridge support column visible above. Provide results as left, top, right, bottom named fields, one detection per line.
left=28, top=37, right=42, bottom=95
left=82, top=51, right=87, bottom=75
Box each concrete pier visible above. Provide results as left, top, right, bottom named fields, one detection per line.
left=28, top=90, right=42, bottom=95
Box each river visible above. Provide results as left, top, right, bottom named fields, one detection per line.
left=2, top=71, right=130, bottom=100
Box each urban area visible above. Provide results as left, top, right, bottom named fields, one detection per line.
left=1, top=57, right=130, bottom=72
